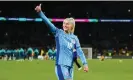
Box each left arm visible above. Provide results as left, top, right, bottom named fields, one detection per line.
left=75, top=36, right=88, bottom=66
left=75, top=36, right=88, bottom=72
left=76, top=47, right=88, bottom=66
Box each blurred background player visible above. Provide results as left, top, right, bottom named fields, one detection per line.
left=6, top=49, right=12, bottom=60
left=41, top=48, right=45, bottom=56
left=44, top=51, right=49, bottom=60
left=14, top=48, right=19, bottom=60
left=23, top=48, right=27, bottom=60
left=10, top=49, right=14, bottom=60
left=34, top=48, right=39, bottom=59
left=48, top=47, right=53, bottom=60
left=0, top=49, right=2, bottom=59
left=51, top=47, right=56, bottom=60
left=19, top=48, right=25, bottom=61
left=1, top=48, right=6, bottom=60
left=38, top=48, right=45, bottom=60
left=100, top=55, right=105, bottom=61
left=27, top=47, right=33, bottom=61
left=12, top=49, right=16, bottom=60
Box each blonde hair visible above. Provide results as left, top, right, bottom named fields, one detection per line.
left=63, top=17, right=75, bottom=33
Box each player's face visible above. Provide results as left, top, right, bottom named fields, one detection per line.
left=63, top=20, right=73, bottom=33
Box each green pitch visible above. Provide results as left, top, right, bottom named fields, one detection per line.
left=0, top=59, right=133, bottom=80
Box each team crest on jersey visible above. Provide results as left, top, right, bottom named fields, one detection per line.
left=71, top=39, right=76, bottom=44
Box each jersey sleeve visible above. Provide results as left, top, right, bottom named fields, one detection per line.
left=75, top=36, right=81, bottom=48
left=75, top=36, right=88, bottom=66
left=38, top=11, right=58, bottom=35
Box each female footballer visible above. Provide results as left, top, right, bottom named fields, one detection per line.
left=35, top=4, right=88, bottom=80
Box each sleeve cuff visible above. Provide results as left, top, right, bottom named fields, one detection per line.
left=83, top=63, right=88, bottom=67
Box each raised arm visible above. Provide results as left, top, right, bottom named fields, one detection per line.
left=75, top=36, right=89, bottom=72
left=35, top=4, right=56, bottom=34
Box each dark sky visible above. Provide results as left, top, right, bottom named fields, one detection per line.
left=0, top=1, right=133, bottom=18
left=0, top=1, right=133, bottom=48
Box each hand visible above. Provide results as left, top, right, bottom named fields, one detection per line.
left=35, top=4, right=42, bottom=12
left=83, top=65, right=89, bottom=72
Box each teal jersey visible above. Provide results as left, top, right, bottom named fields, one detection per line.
left=19, top=48, right=24, bottom=53
left=53, top=49, right=57, bottom=54
left=14, top=50, right=19, bottom=55
left=34, top=49, right=39, bottom=55
left=27, top=48, right=33, bottom=54
left=10, top=50, right=14, bottom=54
left=48, top=49, right=53, bottom=55
left=14, top=50, right=17, bottom=54
left=1, top=49, right=6, bottom=54
left=7, top=50, right=11, bottom=54
left=0, top=50, right=1, bottom=55
left=1, top=49, right=5, bottom=56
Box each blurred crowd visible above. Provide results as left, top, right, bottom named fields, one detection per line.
left=93, top=47, right=133, bottom=56
left=0, top=46, right=56, bottom=61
